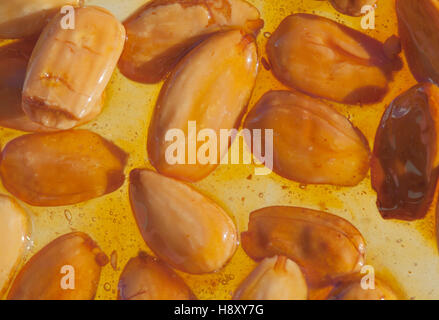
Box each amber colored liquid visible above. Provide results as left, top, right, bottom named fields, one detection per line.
left=1, top=0, right=438, bottom=300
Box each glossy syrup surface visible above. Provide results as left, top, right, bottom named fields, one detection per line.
left=1, top=0, right=438, bottom=300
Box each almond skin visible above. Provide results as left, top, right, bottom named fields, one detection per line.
left=371, top=83, right=439, bottom=221
left=7, top=232, right=108, bottom=300
left=244, top=90, right=370, bottom=187
left=396, top=0, right=439, bottom=85
left=118, top=252, right=196, bottom=300
left=267, top=14, right=401, bottom=104
left=233, top=256, right=308, bottom=300
left=0, top=0, right=81, bottom=39
left=241, top=206, right=366, bottom=286
left=22, top=6, right=125, bottom=130
left=0, top=130, right=127, bottom=206
left=148, top=29, right=258, bottom=182
left=129, top=169, right=238, bottom=274
left=0, top=195, right=30, bottom=297
left=0, top=39, right=56, bottom=132
left=329, top=0, right=377, bottom=16
left=118, top=0, right=263, bottom=83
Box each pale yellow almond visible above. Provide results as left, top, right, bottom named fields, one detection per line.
left=22, top=6, right=125, bottom=130
left=119, top=0, right=263, bottom=83
left=233, top=256, right=308, bottom=300
left=0, top=130, right=127, bottom=206
left=129, top=169, right=238, bottom=274
left=118, top=252, right=196, bottom=300
left=148, top=29, right=258, bottom=182
left=242, top=206, right=366, bottom=286
left=267, top=13, right=400, bottom=104
left=244, top=90, right=370, bottom=187
left=0, top=38, right=102, bottom=132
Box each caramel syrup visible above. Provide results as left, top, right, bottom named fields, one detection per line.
left=0, top=0, right=437, bottom=300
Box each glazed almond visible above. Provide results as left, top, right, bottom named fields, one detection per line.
left=148, top=30, right=258, bottom=182
left=371, top=83, right=439, bottom=221
left=267, top=14, right=400, bottom=104
left=7, top=232, right=108, bottom=300
left=241, top=206, right=366, bottom=286
left=328, top=276, right=398, bottom=300
left=0, top=39, right=55, bottom=132
left=118, top=252, right=196, bottom=300
left=397, top=0, right=439, bottom=85
left=233, top=256, right=308, bottom=300
left=129, top=169, right=238, bottom=274
left=0, top=0, right=81, bottom=39
left=22, top=6, right=125, bottom=130
left=244, top=90, right=370, bottom=186
left=329, top=0, right=377, bottom=16
left=0, top=130, right=127, bottom=206
left=0, top=195, right=30, bottom=297
left=119, top=0, right=263, bottom=83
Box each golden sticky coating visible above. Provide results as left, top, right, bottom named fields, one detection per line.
left=119, top=0, right=263, bottom=83
left=244, top=90, right=371, bottom=186
left=241, top=206, right=366, bottom=287
left=233, top=256, right=308, bottom=300
left=22, top=6, right=125, bottom=130
left=0, top=130, right=128, bottom=206
left=118, top=252, right=197, bottom=300
left=129, top=169, right=238, bottom=274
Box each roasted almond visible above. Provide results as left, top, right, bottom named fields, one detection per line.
left=267, top=13, right=401, bottom=104
left=0, top=130, right=127, bottom=206
left=244, top=90, right=370, bottom=186
left=129, top=169, right=238, bottom=274
left=328, top=275, right=398, bottom=300
left=0, top=195, right=30, bottom=297
left=0, top=0, right=81, bottom=39
left=118, top=252, right=196, bottom=300
left=329, top=0, right=377, bottom=16
left=233, top=256, right=308, bottom=300
left=118, top=0, right=263, bottom=83
left=371, top=83, right=439, bottom=221
left=7, top=232, right=108, bottom=300
left=0, top=39, right=56, bottom=132
left=241, top=206, right=366, bottom=286
left=148, top=29, right=258, bottom=182
left=397, top=0, right=439, bottom=85
left=22, top=6, right=125, bottom=130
